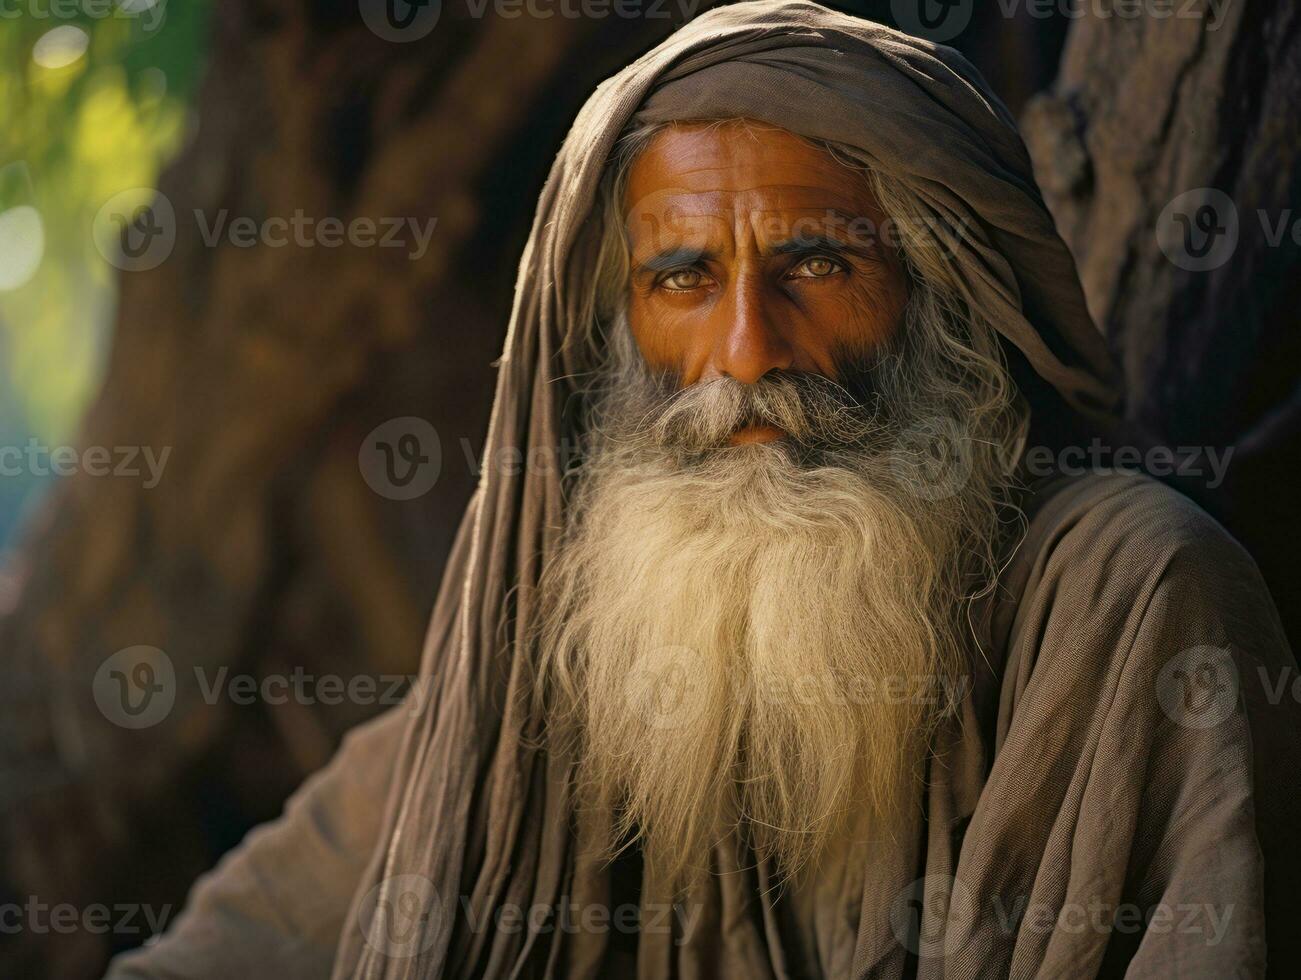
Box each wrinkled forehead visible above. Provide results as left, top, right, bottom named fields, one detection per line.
left=619, top=119, right=893, bottom=261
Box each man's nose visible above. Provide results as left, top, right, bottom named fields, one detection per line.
left=701, top=279, right=793, bottom=384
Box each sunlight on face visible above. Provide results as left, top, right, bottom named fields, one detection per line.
left=623, top=119, right=910, bottom=444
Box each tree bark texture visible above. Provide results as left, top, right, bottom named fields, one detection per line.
left=1022, top=0, right=1301, bottom=642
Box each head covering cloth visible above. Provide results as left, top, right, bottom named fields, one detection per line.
left=334, top=3, right=1123, bottom=976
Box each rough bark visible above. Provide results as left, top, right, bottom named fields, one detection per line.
left=1022, top=0, right=1301, bottom=642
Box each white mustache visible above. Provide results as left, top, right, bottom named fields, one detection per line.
left=635, top=372, right=885, bottom=452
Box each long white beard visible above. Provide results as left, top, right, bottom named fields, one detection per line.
left=536, top=308, right=1019, bottom=890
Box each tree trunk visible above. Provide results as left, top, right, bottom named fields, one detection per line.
left=1022, top=0, right=1301, bottom=643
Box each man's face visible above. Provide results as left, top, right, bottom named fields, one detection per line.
left=541, top=122, right=1019, bottom=887
left=623, top=119, right=911, bottom=445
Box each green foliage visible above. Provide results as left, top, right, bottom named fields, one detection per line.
left=0, top=0, right=209, bottom=545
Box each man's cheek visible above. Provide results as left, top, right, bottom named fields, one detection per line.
left=629, top=312, right=687, bottom=372
left=835, top=285, right=907, bottom=351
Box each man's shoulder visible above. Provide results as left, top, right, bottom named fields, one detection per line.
left=988, top=472, right=1285, bottom=746
left=1018, top=470, right=1256, bottom=594
left=997, top=470, right=1283, bottom=683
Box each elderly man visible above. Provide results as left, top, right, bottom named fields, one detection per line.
left=109, top=2, right=1301, bottom=978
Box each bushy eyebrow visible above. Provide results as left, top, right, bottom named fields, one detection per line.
left=766, top=234, right=869, bottom=257
left=633, top=245, right=713, bottom=274
left=633, top=232, right=877, bottom=272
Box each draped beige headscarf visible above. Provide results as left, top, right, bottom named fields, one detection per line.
left=332, top=3, right=1128, bottom=976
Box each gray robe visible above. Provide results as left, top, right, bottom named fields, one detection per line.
left=107, top=472, right=1301, bottom=978
left=107, top=2, right=1301, bottom=977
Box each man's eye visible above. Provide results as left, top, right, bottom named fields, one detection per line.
left=660, top=268, right=706, bottom=291
left=789, top=255, right=843, bottom=279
